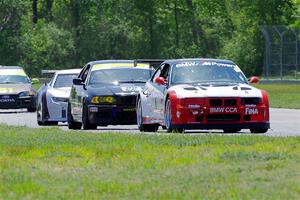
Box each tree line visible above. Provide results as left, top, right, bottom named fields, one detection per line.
left=0, top=0, right=298, bottom=76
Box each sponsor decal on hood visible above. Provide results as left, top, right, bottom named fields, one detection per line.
left=121, top=85, right=143, bottom=92
left=88, top=83, right=145, bottom=96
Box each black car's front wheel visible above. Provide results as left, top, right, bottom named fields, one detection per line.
left=82, top=104, right=97, bottom=130
left=137, top=98, right=144, bottom=131
left=137, top=98, right=158, bottom=132
left=27, top=106, right=36, bottom=112
left=67, top=103, right=82, bottom=130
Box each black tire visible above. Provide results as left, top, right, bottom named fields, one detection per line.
left=37, top=120, right=44, bottom=126
left=223, top=129, right=241, bottom=133
left=27, top=106, right=36, bottom=112
left=27, top=98, right=36, bottom=112
left=143, top=124, right=159, bottom=132
left=137, top=98, right=144, bottom=131
left=37, top=102, right=46, bottom=126
left=37, top=103, right=44, bottom=126
left=82, top=104, right=97, bottom=130
left=136, top=97, right=158, bottom=132
left=44, top=121, right=58, bottom=126
left=37, top=102, right=58, bottom=126
left=67, top=103, right=82, bottom=130
left=250, top=129, right=268, bottom=134
left=165, top=98, right=184, bottom=133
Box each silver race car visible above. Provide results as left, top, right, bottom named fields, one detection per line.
left=0, top=66, right=37, bottom=112
left=36, top=69, right=81, bottom=125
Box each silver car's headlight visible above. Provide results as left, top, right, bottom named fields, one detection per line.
left=19, top=91, right=35, bottom=98
left=19, top=91, right=29, bottom=97
left=52, top=97, right=68, bottom=102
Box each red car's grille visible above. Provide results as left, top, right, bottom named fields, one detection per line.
left=209, top=99, right=222, bottom=106
left=241, top=97, right=261, bottom=105
left=224, top=99, right=237, bottom=106
left=209, top=98, right=238, bottom=107
left=206, top=114, right=241, bottom=122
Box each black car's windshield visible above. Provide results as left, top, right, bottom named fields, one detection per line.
left=54, top=74, right=78, bottom=88
left=89, top=68, right=153, bottom=85
left=171, top=61, right=248, bottom=85
left=0, top=75, right=30, bottom=84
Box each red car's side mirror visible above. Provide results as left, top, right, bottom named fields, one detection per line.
left=155, top=77, right=167, bottom=85
left=248, top=76, right=259, bottom=84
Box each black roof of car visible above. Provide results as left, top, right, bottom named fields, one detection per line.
left=87, top=60, right=135, bottom=66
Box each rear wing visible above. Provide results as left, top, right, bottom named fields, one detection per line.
left=41, top=70, right=59, bottom=76
left=40, top=70, right=59, bottom=83
left=134, top=59, right=165, bottom=69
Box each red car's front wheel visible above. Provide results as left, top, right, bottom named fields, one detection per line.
left=165, top=98, right=184, bottom=133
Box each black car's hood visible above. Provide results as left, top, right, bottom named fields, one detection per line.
left=0, top=83, right=32, bottom=95
left=87, top=83, right=145, bottom=96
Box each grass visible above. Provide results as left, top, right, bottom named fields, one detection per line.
left=0, top=125, right=300, bottom=199
left=253, top=84, right=300, bottom=109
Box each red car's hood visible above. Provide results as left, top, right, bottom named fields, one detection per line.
left=169, top=83, right=262, bottom=99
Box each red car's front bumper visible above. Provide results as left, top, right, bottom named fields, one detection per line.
left=170, top=97, right=270, bottom=130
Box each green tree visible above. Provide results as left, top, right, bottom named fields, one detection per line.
left=291, top=0, right=300, bottom=28
left=0, top=0, right=297, bottom=76
left=220, top=0, right=294, bottom=75
left=0, top=0, right=27, bottom=66
left=20, top=22, right=75, bottom=75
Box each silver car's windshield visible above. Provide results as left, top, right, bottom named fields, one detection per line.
left=89, top=68, right=153, bottom=85
left=54, top=74, right=78, bottom=88
left=171, top=62, right=248, bottom=84
left=0, top=75, right=30, bottom=84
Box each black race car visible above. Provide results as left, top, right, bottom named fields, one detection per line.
left=0, top=66, right=37, bottom=112
left=67, top=60, right=157, bottom=130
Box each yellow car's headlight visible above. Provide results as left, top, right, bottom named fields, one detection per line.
left=91, top=96, right=116, bottom=104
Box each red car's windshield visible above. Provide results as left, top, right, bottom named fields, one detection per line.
left=171, top=62, right=248, bottom=84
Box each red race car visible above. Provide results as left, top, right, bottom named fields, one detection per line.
left=136, top=58, right=270, bottom=133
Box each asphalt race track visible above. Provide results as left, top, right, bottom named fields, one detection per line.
left=0, top=108, right=299, bottom=136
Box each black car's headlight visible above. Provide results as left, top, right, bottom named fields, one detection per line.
left=91, top=96, right=116, bottom=104
left=19, top=91, right=35, bottom=98
left=52, top=97, right=68, bottom=102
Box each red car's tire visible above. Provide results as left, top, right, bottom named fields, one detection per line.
left=250, top=128, right=268, bottom=134
left=165, top=98, right=184, bottom=133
